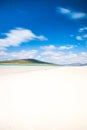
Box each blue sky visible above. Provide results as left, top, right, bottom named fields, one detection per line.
left=0, top=0, right=87, bottom=64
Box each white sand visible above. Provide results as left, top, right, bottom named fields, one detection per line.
left=0, top=66, right=87, bottom=130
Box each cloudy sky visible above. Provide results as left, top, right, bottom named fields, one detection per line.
left=0, top=0, right=87, bottom=64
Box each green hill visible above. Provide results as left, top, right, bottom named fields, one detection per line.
left=0, top=59, right=58, bottom=66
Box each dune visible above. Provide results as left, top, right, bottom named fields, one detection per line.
left=0, top=66, right=87, bottom=130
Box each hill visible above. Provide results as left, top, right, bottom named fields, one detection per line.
left=0, top=59, right=58, bottom=66
left=65, top=63, right=87, bottom=66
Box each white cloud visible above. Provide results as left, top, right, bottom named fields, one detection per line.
left=0, top=47, right=7, bottom=51
left=78, top=28, right=84, bottom=32
left=40, top=45, right=56, bottom=51
left=78, top=27, right=87, bottom=32
left=57, top=7, right=70, bottom=14
left=40, top=45, right=74, bottom=51
left=57, top=7, right=87, bottom=20
left=0, top=48, right=87, bottom=65
left=58, top=45, right=74, bottom=50
left=71, top=12, right=86, bottom=19
left=71, top=27, right=87, bottom=42
left=40, top=50, right=87, bottom=65
left=0, top=50, right=38, bottom=61
left=83, top=34, right=87, bottom=38
left=11, top=50, right=38, bottom=59
left=38, top=44, right=87, bottom=64
left=76, top=27, right=87, bottom=41
left=0, top=28, right=47, bottom=50
left=0, top=51, right=8, bottom=61
left=37, top=35, right=48, bottom=41
left=76, top=36, right=83, bottom=40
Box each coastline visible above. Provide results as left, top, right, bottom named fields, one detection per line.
left=0, top=65, right=57, bottom=76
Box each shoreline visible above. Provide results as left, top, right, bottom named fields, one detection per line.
left=0, top=65, right=57, bottom=76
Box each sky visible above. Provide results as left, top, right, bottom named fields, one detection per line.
left=0, top=0, right=87, bottom=64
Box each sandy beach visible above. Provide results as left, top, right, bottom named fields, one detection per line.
left=0, top=66, right=87, bottom=130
